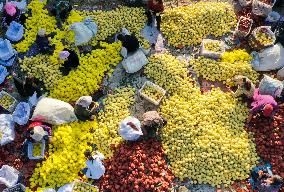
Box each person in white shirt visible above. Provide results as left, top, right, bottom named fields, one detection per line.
left=82, top=150, right=105, bottom=180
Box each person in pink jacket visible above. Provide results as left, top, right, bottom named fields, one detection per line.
left=247, top=88, right=278, bottom=123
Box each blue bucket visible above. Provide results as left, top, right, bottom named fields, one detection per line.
left=265, top=11, right=281, bottom=23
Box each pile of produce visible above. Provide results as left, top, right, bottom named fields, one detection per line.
left=145, top=53, right=258, bottom=186
left=144, top=53, right=197, bottom=96
left=72, top=182, right=98, bottom=192
left=33, top=143, right=43, bottom=157
left=28, top=121, right=98, bottom=189
left=237, top=17, right=253, bottom=34
left=96, top=87, right=135, bottom=158
left=248, top=105, right=284, bottom=178
left=161, top=2, right=237, bottom=47
left=19, top=55, right=63, bottom=90
left=191, top=50, right=258, bottom=86
left=255, top=29, right=274, bottom=45
left=49, top=42, right=122, bottom=102
left=100, top=139, right=175, bottom=192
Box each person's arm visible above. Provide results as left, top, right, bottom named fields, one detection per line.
left=233, top=87, right=243, bottom=97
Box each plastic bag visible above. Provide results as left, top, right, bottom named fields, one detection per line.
left=10, top=0, right=27, bottom=12
left=0, top=165, right=19, bottom=187
left=43, top=189, right=56, bottom=192
left=121, top=49, right=148, bottom=73
left=259, top=75, right=284, bottom=98
left=119, top=116, right=143, bottom=141
left=265, top=11, right=280, bottom=23
left=12, top=102, right=31, bottom=125
left=0, top=114, right=15, bottom=146
left=84, top=17, right=98, bottom=36
left=85, top=153, right=105, bottom=179
left=31, top=98, right=77, bottom=125
left=0, top=65, right=9, bottom=84
left=120, top=47, right=128, bottom=58
left=277, top=66, right=284, bottom=80
left=28, top=92, right=39, bottom=107
left=5, top=21, right=24, bottom=42
left=70, top=22, right=93, bottom=46
left=251, top=43, right=284, bottom=71
left=57, top=183, right=73, bottom=192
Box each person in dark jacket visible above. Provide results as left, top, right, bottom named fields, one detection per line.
left=13, top=73, right=42, bottom=98
left=146, top=0, right=164, bottom=31
left=51, top=1, right=72, bottom=27
left=59, top=49, right=80, bottom=76
left=35, top=29, right=55, bottom=54
left=1, top=3, right=26, bottom=29
left=117, top=33, right=140, bottom=55
left=74, top=96, right=98, bottom=121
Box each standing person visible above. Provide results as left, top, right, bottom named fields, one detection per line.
left=74, top=96, right=98, bottom=121
left=59, top=49, right=80, bottom=76
left=13, top=73, right=42, bottom=98
left=257, top=175, right=283, bottom=192
left=247, top=88, right=278, bottom=123
left=146, top=0, right=164, bottom=31
left=232, top=75, right=255, bottom=99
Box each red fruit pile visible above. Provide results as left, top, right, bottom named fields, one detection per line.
left=100, top=139, right=175, bottom=192
left=238, top=17, right=252, bottom=32
left=247, top=105, right=284, bottom=178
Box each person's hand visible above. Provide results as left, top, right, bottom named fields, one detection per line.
left=258, top=170, right=264, bottom=177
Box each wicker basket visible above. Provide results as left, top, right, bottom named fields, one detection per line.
left=0, top=91, right=17, bottom=113
left=139, top=81, right=166, bottom=106
left=236, top=16, right=253, bottom=37
left=27, top=140, right=46, bottom=160
left=200, top=39, right=225, bottom=59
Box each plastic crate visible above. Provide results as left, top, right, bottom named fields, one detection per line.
left=236, top=17, right=253, bottom=37
left=252, top=0, right=273, bottom=16
left=27, top=140, right=46, bottom=160
left=139, top=81, right=166, bottom=106
left=71, top=180, right=99, bottom=192
left=239, top=0, right=252, bottom=7
left=200, top=39, right=225, bottom=59
left=0, top=91, right=17, bottom=113
left=3, top=183, right=26, bottom=192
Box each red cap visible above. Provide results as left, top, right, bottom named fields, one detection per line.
left=28, top=121, right=43, bottom=129
left=263, top=104, right=273, bottom=117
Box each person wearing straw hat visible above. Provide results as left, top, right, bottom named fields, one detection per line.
left=35, top=29, right=54, bottom=54
left=59, top=49, right=80, bottom=76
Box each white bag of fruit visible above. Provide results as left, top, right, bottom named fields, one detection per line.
left=0, top=114, right=15, bottom=146
left=31, top=98, right=77, bottom=125
left=239, top=0, right=252, bottom=7
left=119, top=116, right=143, bottom=141
left=121, top=49, right=148, bottom=73
left=259, top=75, right=284, bottom=98
left=277, top=67, right=284, bottom=81
left=251, top=43, right=284, bottom=71
left=200, top=39, right=225, bottom=59
left=252, top=26, right=275, bottom=47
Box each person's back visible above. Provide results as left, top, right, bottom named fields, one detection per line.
left=122, top=34, right=140, bottom=54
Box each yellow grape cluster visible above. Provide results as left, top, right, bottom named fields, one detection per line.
left=96, top=87, right=135, bottom=158
left=0, top=95, right=14, bottom=109
left=160, top=88, right=259, bottom=187
left=204, top=42, right=222, bottom=52
left=76, top=6, right=150, bottom=49
left=29, top=121, right=98, bottom=189
left=255, top=32, right=274, bottom=45
left=144, top=53, right=198, bottom=97
left=49, top=42, right=122, bottom=102
left=191, top=56, right=259, bottom=86
left=161, top=2, right=237, bottom=47
left=19, top=55, right=63, bottom=90
left=14, top=0, right=57, bottom=53
left=72, top=182, right=98, bottom=192
left=141, top=84, right=164, bottom=102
